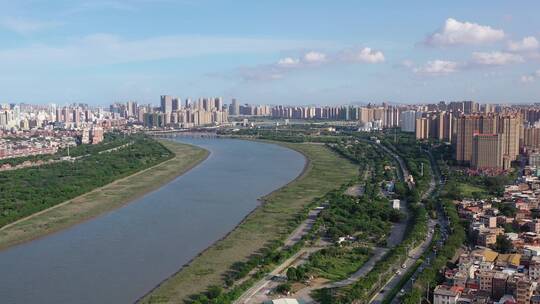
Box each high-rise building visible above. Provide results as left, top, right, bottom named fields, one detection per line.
left=454, top=113, right=521, bottom=168
left=400, top=110, right=416, bottom=133
left=435, top=111, right=453, bottom=142
left=471, top=133, right=503, bottom=169
left=160, top=95, right=173, bottom=113
left=499, top=114, right=521, bottom=162
left=464, top=100, right=478, bottom=114
left=454, top=114, right=497, bottom=164
left=214, top=97, right=223, bottom=111
left=230, top=99, right=239, bottom=116
left=415, top=117, right=429, bottom=140
left=524, top=125, right=540, bottom=149
left=126, top=101, right=137, bottom=117
left=172, top=97, right=181, bottom=111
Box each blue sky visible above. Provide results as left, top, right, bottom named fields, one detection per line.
left=0, top=0, right=539, bottom=106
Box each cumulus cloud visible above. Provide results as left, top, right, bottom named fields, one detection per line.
left=277, top=57, right=300, bottom=67
left=424, top=18, right=505, bottom=47
left=303, top=51, right=327, bottom=63
left=508, top=36, right=539, bottom=52
left=413, top=60, right=459, bottom=75
left=0, top=17, right=61, bottom=34
left=471, top=51, right=523, bottom=65
left=341, top=47, right=385, bottom=63
left=240, top=47, right=385, bottom=81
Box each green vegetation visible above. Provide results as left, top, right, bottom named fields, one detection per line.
left=140, top=142, right=358, bottom=304
left=314, top=201, right=428, bottom=303
left=401, top=145, right=469, bottom=303
left=0, top=139, right=209, bottom=250
left=312, top=135, right=431, bottom=304
left=218, top=127, right=343, bottom=144
left=305, top=246, right=371, bottom=281
left=401, top=197, right=466, bottom=303
left=0, top=135, right=171, bottom=228
left=319, top=191, right=397, bottom=244
left=380, top=132, right=432, bottom=195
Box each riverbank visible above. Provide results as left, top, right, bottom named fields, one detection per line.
left=139, top=142, right=358, bottom=303
left=0, top=140, right=209, bottom=251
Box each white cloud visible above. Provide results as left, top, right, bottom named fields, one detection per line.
left=0, top=34, right=330, bottom=68
left=277, top=57, right=300, bottom=67
left=240, top=47, right=384, bottom=81
left=0, top=17, right=61, bottom=34
left=303, top=51, right=327, bottom=64
left=425, top=18, right=505, bottom=47
left=341, top=47, right=385, bottom=63
left=413, top=60, right=458, bottom=75
left=471, top=51, right=523, bottom=65
left=521, top=75, right=535, bottom=83
left=520, top=69, right=540, bottom=83
left=508, top=36, right=539, bottom=52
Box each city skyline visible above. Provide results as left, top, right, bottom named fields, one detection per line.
left=0, top=1, right=539, bottom=105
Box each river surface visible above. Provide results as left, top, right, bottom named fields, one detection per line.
left=0, top=137, right=306, bottom=304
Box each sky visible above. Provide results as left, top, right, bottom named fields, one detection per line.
left=0, top=0, right=539, bottom=106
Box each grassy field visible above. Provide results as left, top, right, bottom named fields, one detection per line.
left=0, top=140, right=208, bottom=251
left=308, top=247, right=372, bottom=281
left=457, top=182, right=488, bottom=198
left=141, top=143, right=358, bottom=303
left=140, top=142, right=359, bottom=303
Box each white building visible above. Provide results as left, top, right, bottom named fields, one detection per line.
left=392, top=199, right=400, bottom=210
left=433, top=285, right=460, bottom=304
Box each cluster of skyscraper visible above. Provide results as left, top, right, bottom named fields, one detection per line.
left=0, top=103, right=118, bottom=133
left=231, top=103, right=401, bottom=130
left=142, top=95, right=229, bottom=128
left=403, top=101, right=540, bottom=170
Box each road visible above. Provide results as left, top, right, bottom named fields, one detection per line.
left=371, top=148, right=450, bottom=304
left=387, top=149, right=450, bottom=303
left=236, top=138, right=420, bottom=304
left=234, top=208, right=324, bottom=304
left=285, top=209, right=322, bottom=247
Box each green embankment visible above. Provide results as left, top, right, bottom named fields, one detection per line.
left=0, top=140, right=209, bottom=250
left=141, top=142, right=359, bottom=303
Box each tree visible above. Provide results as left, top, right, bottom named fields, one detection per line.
left=276, top=282, right=292, bottom=294
left=286, top=267, right=297, bottom=281
left=206, top=285, right=222, bottom=299
left=495, top=235, right=513, bottom=253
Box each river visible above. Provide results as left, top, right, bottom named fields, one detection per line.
left=0, top=137, right=306, bottom=304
